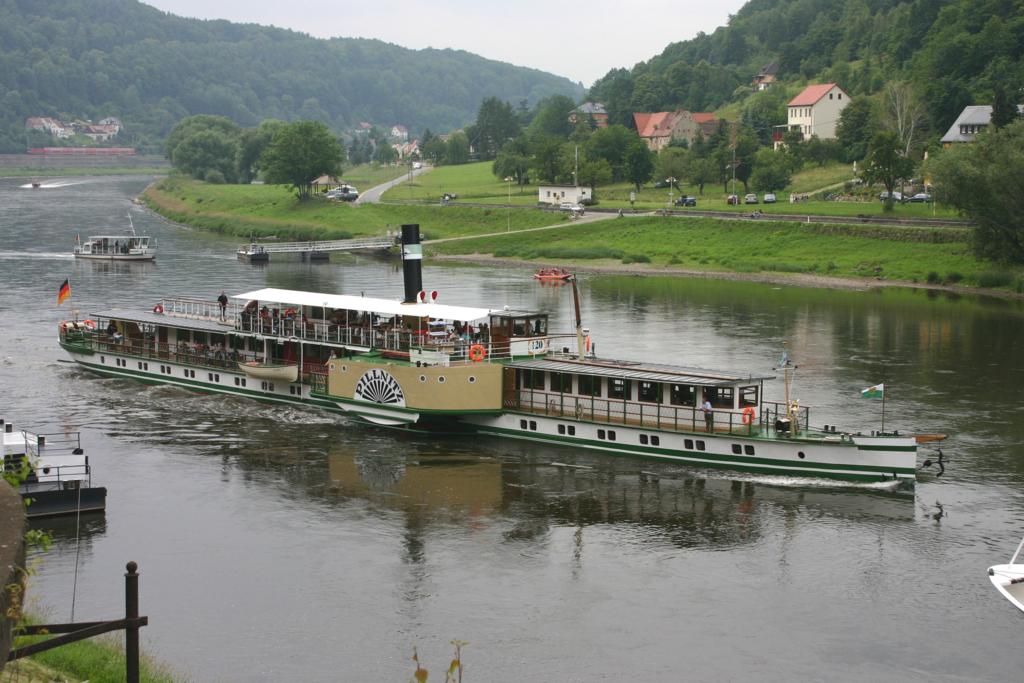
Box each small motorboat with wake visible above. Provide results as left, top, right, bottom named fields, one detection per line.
left=988, top=537, right=1024, bottom=612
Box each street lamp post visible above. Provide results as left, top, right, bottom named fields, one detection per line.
left=505, top=176, right=513, bottom=232
left=667, top=176, right=676, bottom=207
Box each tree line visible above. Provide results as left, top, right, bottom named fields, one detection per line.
left=165, top=115, right=343, bottom=199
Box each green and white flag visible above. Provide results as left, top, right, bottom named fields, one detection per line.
left=861, top=383, right=884, bottom=399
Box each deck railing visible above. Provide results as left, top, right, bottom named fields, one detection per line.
left=506, top=390, right=810, bottom=437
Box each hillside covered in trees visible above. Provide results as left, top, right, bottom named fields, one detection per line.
left=0, top=0, right=582, bottom=152
left=589, top=0, right=1023, bottom=140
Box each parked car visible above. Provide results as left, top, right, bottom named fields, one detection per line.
left=763, top=193, right=777, bottom=204
left=878, top=191, right=904, bottom=202
left=744, top=193, right=759, bottom=204
left=412, top=161, right=422, bottom=169
left=559, top=201, right=585, bottom=215
left=908, top=193, right=932, bottom=203
left=727, top=194, right=739, bottom=205
left=673, top=196, right=697, bottom=207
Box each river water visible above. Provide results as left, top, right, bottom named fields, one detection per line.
left=3, top=176, right=1023, bottom=681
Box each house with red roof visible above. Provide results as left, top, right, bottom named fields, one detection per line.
left=786, top=83, right=850, bottom=142
left=633, top=110, right=704, bottom=151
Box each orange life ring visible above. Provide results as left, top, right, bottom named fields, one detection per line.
left=741, top=406, right=756, bottom=425
left=153, top=303, right=164, bottom=314
left=468, top=344, right=487, bottom=362
left=81, top=319, right=96, bottom=330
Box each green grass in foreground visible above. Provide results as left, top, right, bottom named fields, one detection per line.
left=10, top=633, right=180, bottom=683
left=431, top=214, right=1022, bottom=288
left=143, top=176, right=570, bottom=240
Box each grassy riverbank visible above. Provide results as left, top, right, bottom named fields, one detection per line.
left=0, top=166, right=168, bottom=178
left=5, top=633, right=180, bottom=683
left=142, top=176, right=1023, bottom=293
left=142, top=177, right=571, bottom=241
left=431, top=214, right=1022, bottom=288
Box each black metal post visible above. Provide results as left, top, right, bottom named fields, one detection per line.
left=125, top=561, right=139, bottom=683
left=400, top=224, right=422, bottom=303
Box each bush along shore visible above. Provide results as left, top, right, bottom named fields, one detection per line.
left=142, top=177, right=1024, bottom=296
left=6, top=629, right=181, bottom=683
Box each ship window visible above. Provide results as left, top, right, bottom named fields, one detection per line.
left=638, top=381, right=662, bottom=403
left=696, top=440, right=706, bottom=451
left=577, top=375, right=601, bottom=396
left=608, top=430, right=616, bottom=441
left=520, top=420, right=528, bottom=429
left=438, top=376, right=446, bottom=383
left=740, top=386, right=759, bottom=407
left=138, top=362, right=144, bottom=370
left=529, top=421, right=537, bottom=431
left=685, top=439, right=694, bottom=449
left=550, top=372, right=572, bottom=393
left=235, top=377, right=240, bottom=386
left=709, top=387, right=734, bottom=409
left=670, top=384, right=695, bottom=406
left=798, top=451, right=805, bottom=459
left=558, top=424, right=566, bottom=434
left=608, top=378, right=630, bottom=400
left=518, top=369, right=545, bottom=389
left=468, top=376, right=476, bottom=384
left=744, top=445, right=755, bottom=455
left=567, top=426, right=575, bottom=436
left=640, top=434, right=648, bottom=445
left=651, top=435, right=660, bottom=446
left=732, top=444, right=742, bottom=454
left=143, top=363, right=148, bottom=371
left=420, top=375, right=427, bottom=382
left=598, top=429, right=606, bottom=440
left=100, top=356, right=105, bottom=363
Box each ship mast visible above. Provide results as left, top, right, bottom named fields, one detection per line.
left=570, top=275, right=585, bottom=358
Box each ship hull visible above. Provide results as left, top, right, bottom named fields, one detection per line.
left=463, top=412, right=917, bottom=483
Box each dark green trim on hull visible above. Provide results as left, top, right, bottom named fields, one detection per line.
left=59, top=340, right=95, bottom=356
left=475, top=424, right=915, bottom=482
left=70, top=359, right=341, bottom=412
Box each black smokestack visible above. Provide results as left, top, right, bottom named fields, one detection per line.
left=401, top=224, right=422, bottom=304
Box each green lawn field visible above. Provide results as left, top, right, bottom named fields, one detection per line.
left=430, top=214, right=1019, bottom=287
left=379, top=161, right=959, bottom=218
left=143, top=176, right=571, bottom=241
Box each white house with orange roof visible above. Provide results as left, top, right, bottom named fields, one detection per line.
left=786, top=83, right=850, bottom=140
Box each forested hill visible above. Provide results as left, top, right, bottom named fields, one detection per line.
left=0, top=0, right=582, bottom=152
left=589, top=0, right=1023, bottom=135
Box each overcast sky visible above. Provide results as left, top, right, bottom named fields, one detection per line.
left=145, top=0, right=747, bottom=86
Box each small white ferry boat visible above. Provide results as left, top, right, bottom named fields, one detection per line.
left=74, top=214, right=156, bottom=261
left=1, top=418, right=106, bottom=518
left=988, top=537, right=1024, bottom=612
left=57, top=224, right=944, bottom=484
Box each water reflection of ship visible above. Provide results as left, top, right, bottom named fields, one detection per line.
left=28, top=512, right=107, bottom=553
left=327, top=446, right=914, bottom=546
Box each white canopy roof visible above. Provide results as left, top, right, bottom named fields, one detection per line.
left=232, top=288, right=493, bottom=322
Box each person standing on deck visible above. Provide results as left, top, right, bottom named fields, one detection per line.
left=702, top=398, right=714, bottom=432
left=217, top=291, right=228, bottom=320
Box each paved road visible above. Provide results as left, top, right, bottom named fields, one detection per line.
left=354, top=165, right=433, bottom=205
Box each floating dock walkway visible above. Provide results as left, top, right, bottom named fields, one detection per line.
left=237, top=235, right=396, bottom=263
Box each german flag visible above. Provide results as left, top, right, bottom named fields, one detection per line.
left=57, top=278, right=71, bottom=305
